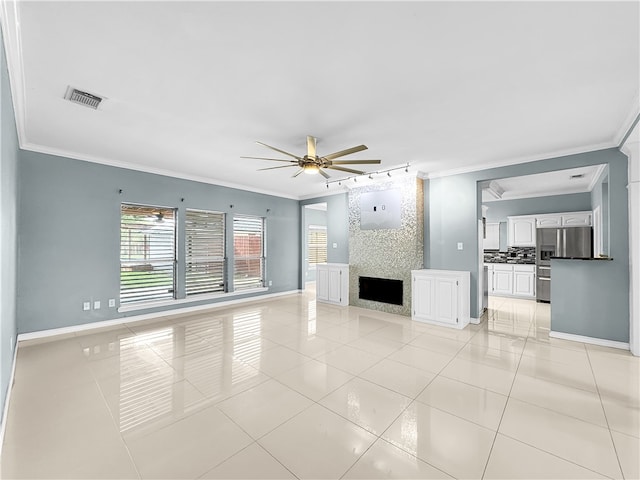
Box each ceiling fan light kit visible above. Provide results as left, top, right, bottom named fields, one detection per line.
left=242, top=135, right=381, bottom=180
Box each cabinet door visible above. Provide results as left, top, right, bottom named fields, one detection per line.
left=435, top=277, right=458, bottom=325
left=508, top=217, right=536, bottom=246
left=562, top=213, right=591, bottom=227
left=493, top=270, right=513, bottom=295
left=536, top=215, right=562, bottom=228
left=413, top=274, right=436, bottom=320
left=484, top=223, right=500, bottom=250
left=327, top=268, right=342, bottom=304
left=317, top=267, right=329, bottom=301
left=513, top=271, right=535, bottom=297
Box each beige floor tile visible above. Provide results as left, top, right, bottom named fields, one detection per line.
left=259, top=404, right=377, bottom=479
left=593, top=369, right=640, bottom=407
left=282, top=334, right=342, bottom=358
left=217, top=379, right=313, bottom=438
left=611, top=430, right=640, bottom=480
left=455, top=343, right=521, bottom=371
left=319, top=377, right=412, bottom=435
left=510, top=374, right=608, bottom=427
left=315, top=324, right=366, bottom=344
left=517, top=354, right=597, bottom=393
left=522, top=339, right=590, bottom=366
left=499, top=398, right=622, bottom=478
left=484, top=433, right=606, bottom=479
left=387, top=344, right=453, bottom=374
left=440, top=357, right=516, bottom=395
left=359, top=358, right=436, bottom=399
left=408, top=333, right=466, bottom=356
left=601, top=396, right=640, bottom=438
left=316, top=344, right=383, bottom=375
left=343, top=438, right=453, bottom=479
left=366, top=323, right=424, bottom=343
left=125, top=404, right=253, bottom=479
left=2, top=384, right=139, bottom=479
left=200, top=442, right=296, bottom=479
left=468, top=331, right=526, bottom=355
left=348, top=334, right=405, bottom=356
left=416, top=376, right=507, bottom=430
left=275, top=358, right=353, bottom=401
left=237, top=344, right=312, bottom=376
left=381, top=401, right=495, bottom=479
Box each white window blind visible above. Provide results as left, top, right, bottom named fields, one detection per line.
left=120, top=204, right=176, bottom=304
left=185, top=209, right=225, bottom=296
left=233, top=215, right=265, bottom=291
left=308, top=225, right=327, bottom=266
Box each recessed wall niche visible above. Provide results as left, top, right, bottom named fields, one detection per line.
left=348, top=175, right=424, bottom=316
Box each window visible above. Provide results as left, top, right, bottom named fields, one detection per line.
left=308, top=225, right=327, bottom=266
left=233, top=215, right=265, bottom=290
left=120, top=204, right=176, bottom=304
left=185, top=209, right=225, bottom=296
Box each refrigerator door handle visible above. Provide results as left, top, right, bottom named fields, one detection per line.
left=556, top=229, right=562, bottom=257
left=563, top=229, right=567, bottom=257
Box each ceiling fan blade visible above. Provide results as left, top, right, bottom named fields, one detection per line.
left=328, top=165, right=366, bottom=175
left=307, top=136, right=317, bottom=158
left=241, top=156, right=298, bottom=163
left=292, top=169, right=305, bottom=178
left=256, top=141, right=301, bottom=160
left=322, top=144, right=367, bottom=161
left=318, top=169, right=330, bottom=179
left=257, top=165, right=299, bottom=171
left=330, top=160, right=382, bottom=165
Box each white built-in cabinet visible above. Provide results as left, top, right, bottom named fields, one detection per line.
left=486, top=264, right=535, bottom=298
left=507, top=216, right=536, bottom=247
left=316, top=263, right=349, bottom=306
left=536, top=211, right=591, bottom=228
left=484, top=222, right=500, bottom=250
left=411, top=269, right=470, bottom=329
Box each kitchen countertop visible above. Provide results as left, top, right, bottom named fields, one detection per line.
left=484, top=260, right=536, bottom=265
left=550, top=256, right=613, bottom=261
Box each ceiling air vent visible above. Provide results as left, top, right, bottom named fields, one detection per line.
left=570, top=174, right=585, bottom=180
left=64, top=86, right=103, bottom=110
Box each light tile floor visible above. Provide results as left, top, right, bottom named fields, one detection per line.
left=1, top=293, right=639, bottom=479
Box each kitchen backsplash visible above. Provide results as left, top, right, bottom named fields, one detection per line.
left=484, top=247, right=536, bottom=264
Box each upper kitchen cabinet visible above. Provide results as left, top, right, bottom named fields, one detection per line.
left=507, top=215, right=536, bottom=246
left=536, top=211, right=592, bottom=228
left=484, top=222, right=500, bottom=250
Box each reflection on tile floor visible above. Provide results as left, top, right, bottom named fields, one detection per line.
left=1, top=293, right=639, bottom=479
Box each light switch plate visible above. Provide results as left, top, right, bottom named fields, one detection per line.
left=83, top=302, right=91, bottom=311
left=457, top=242, right=464, bottom=250
left=93, top=300, right=101, bottom=310
left=108, top=298, right=116, bottom=308
left=333, top=243, right=338, bottom=248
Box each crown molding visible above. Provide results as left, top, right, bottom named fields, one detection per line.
left=426, top=141, right=617, bottom=180
left=587, top=163, right=608, bottom=192
left=615, top=92, right=640, bottom=146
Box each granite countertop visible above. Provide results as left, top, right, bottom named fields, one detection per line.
left=550, top=256, right=613, bottom=261
left=484, top=259, right=536, bottom=265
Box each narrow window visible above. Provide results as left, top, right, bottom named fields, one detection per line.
left=185, top=209, right=226, bottom=296
left=120, top=204, right=176, bottom=305
left=233, top=215, right=265, bottom=290
left=308, top=225, right=327, bottom=266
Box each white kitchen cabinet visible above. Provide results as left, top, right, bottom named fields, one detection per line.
left=486, top=264, right=535, bottom=298
left=411, top=269, right=470, bottom=329
left=513, top=265, right=535, bottom=297
left=492, top=264, right=514, bottom=295
left=484, top=223, right=500, bottom=250
left=562, top=212, right=591, bottom=226
left=316, top=263, right=349, bottom=306
left=507, top=216, right=536, bottom=247
left=536, top=215, right=562, bottom=228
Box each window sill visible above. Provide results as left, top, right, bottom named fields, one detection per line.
left=118, top=287, right=269, bottom=313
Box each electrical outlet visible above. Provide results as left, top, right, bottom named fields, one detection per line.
left=268, top=280, right=273, bottom=286
left=93, top=300, right=101, bottom=310
left=333, top=243, right=338, bottom=248
left=108, top=298, right=116, bottom=308
left=457, top=242, right=464, bottom=250
left=83, top=302, right=91, bottom=311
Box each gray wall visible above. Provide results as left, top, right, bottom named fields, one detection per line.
left=427, top=148, right=629, bottom=341
left=484, top=192, right=592, bottom=222
left=18, top=151, right=300, bottom=334
left=0, top=32, right=19, bottom=423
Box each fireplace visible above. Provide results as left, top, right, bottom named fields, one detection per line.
left=359, top=276, right=403, bottom=306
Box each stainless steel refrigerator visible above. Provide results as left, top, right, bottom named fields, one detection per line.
left=535, top=227, right=592, bottom=302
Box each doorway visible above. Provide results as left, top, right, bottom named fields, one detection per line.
left=302, top=202, right=328, bottom=292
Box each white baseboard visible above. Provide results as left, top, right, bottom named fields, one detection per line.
left=18, top=289, right=302, bottom=342
left=549, top=330, right=630, bottom=351
left=0, top=339, right=19, bottom=453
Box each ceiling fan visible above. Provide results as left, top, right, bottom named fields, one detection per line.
left=241, top=135, right=381, bottom=179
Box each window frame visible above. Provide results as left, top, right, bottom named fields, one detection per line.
left=232, top=215, right=266, bottom=291
left=184, top=208, right=226, bottom=297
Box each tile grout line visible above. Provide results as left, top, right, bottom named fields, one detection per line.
left=584, top=346, right=627, bottom=479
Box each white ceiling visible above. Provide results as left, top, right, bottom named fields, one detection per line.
left=1, top=1, right=638, bottom=200
left=481, top=164, right=606, bottom=202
